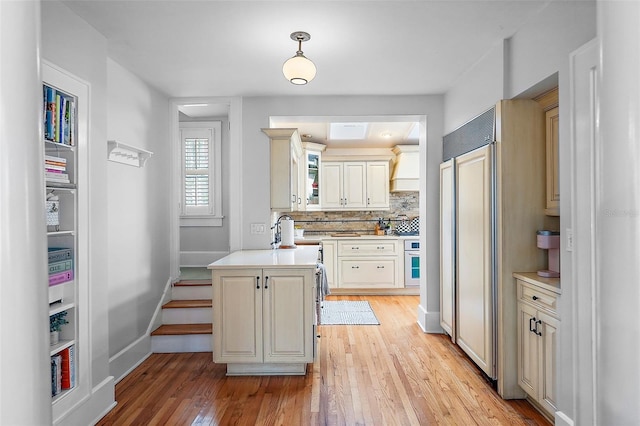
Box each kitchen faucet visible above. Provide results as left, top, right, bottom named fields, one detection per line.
left=271, top=214, right=292, bottom=248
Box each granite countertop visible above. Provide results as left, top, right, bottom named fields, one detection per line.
left=295, top=234, right=418, bottom=244
left=207, top=245, right=320, bottom=269
left=513, top=272, right=561, bottom=294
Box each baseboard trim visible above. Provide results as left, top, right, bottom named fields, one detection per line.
left=180, top=251, right=229, bottom=267
left=417, top=304, right=444, bottom=333
left=555, top=411, right=575, bottom=426
left=109, top=333, right=151, bottom=384
left=54, top=376, right=115, bottom=426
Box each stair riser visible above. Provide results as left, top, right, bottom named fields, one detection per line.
left=172, top=286, right=211, bottom=300
left=161, top=307, right=212, bottom=325
left=151, top=334, right=212, bottom=353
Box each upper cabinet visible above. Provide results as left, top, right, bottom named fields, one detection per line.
left=321, top=160, right=389, bottom=211
left=534, top=88, right=560, bottom=216
left=263, top=128, right=303, bottom=212
left=300, top=142, right=326, bottom=211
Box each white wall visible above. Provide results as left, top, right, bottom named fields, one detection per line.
left=241, top=95, right=444, bottom=330
left=106, top=58, right=171, bottom=376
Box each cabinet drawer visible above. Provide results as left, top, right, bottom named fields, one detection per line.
left=337, top=240, right=397, bottom=256
left=517, top=280, right=558, bottom=317
left=338, top=258, right=396, bottom=288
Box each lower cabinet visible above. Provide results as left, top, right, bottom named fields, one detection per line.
left=336, top=239, right=402, bottom=289
left=321, top=240, right=337, bottom=289
left=212, top=267, right=315, bottom=375
left=516, top=277, right=560, bottom=417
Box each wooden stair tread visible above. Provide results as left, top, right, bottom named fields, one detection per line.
left=162, top=299, right=212, bottom=309
left=174, top=279, right=211, bottom=287
left=151, top=324, right=212, bottom=336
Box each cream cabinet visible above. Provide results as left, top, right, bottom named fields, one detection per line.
left=336, top=239, right=402, bottom=288
left=545, top=107, right=560, bottom=216
left=321, top=240, right=337, bottom=288
left=262, top=128, right=303, bottom=212
left=212, top=267, right=315, bottom=375
left=515, top=274, right=560, bottom=417
left=320, top=160, right=389, bottom=211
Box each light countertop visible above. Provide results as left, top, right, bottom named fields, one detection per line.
left=207, top=245, right=320, bottom=269
left=513, top=272, right=561, bottom=294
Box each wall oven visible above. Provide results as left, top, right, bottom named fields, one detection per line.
left=404, top=240, right=420, bottom=287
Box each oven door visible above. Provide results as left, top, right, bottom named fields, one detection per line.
left=404, top=251, right=420, bottom=286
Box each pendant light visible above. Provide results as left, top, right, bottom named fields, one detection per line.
left=282, top=31, right=316, bottom=85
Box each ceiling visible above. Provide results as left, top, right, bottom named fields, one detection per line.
left=62, top=0, right=553, bottom=148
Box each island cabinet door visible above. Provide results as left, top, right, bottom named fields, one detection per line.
left=212, top=269, right=263, bottom=363
left=262, top=268, right=315, bottom=363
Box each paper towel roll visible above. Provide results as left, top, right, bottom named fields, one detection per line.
left=280, top=218, right=295, bottom=247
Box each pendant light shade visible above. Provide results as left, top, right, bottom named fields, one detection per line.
left=283, top=32, right=316, bottom=85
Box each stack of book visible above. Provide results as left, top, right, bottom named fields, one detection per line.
left=45, top=155, right=70, bottom=185
left=44, top=85, right=75, bottom=146
left=48, top=247, right=73, bottom=289
left=51, top=345, right=75, bottom=396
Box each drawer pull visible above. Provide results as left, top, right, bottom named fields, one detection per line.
left=264, top=276, right=269, bottom=289
left=529, top=317, right=536, bottom=333
left=532, top=295, right=539, bottom=301
left=351, top=266, right=359, bottom=269
left=256, top=276, right=260, bottom=289
left=351, top=247, right=359, bottom=250
left=377, top=265, right=385, bottom=269
left=535, top=319, right=542, bottom=336
left=377, top=246, right=384, bottom=250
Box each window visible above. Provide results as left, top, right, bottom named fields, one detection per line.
left=180, top=121, right=222, bottom=226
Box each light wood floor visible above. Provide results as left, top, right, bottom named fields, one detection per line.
left=97, top=295, right=551, bottom=425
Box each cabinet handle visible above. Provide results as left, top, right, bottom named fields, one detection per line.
left=529, top=317, right=536, bottom=333
left=298, top=197, right=301, bottom=205
left=377, top=246, right=384, bottom=250
left=256, top=276, right=260, bottom=289
left=351, top=247, right=359, bottom=250
left=351, top=266, right=359, bottom=269
left=264, top=276, right=269, bottom=289
left=292, top=195, right=296, bottom=203
left=532, top=295, right=539, bottom=301
left=367, top=197, right=370, bottom=205
left=377, top=265, right=385, bottom=269
left=536, top=319, right=542, bottom=336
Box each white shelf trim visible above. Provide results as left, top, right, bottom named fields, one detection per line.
left=107, top=140, right=153, bottom=167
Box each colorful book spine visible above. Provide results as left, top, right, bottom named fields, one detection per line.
left=44, top=86, right=56, bottom=141
left=48, top=247, right=72, bottom=263
left=48, top=259, right=73, bottom=275
left=60, top=346, right=75, bottom=390
left=49, top=270, right=73, bottom=286
left=51, top=354, right=62, bottom=396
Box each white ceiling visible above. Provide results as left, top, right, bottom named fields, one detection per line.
left=61, top=0, right=553, bottom=147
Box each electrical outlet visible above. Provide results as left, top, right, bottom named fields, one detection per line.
left=250, top=223, right=266, bottom=234
left=566, top=228, right=573, bottom=251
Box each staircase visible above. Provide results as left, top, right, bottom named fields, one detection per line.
left=151, top=278, right=213, bottom=353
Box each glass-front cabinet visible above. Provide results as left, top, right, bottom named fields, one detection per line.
left=302, top=142, right=325, bottom=211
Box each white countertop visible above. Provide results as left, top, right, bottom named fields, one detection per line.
left=207, top=245, right=320, bottom=269
left=513, top=272, right=561, bottom=294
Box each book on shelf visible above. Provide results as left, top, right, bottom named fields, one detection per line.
left=43, top=84, right=75, bottom=146
left=48, top=259, right=73, bottom=275
left=48, top=247, right=73, bottom=263
left=49, top=270, right=73, bottom=286
left=51, top=354, right=62, bottom=396
left=45, top=154, right=67, bottom=164
left=45, top=163, right=66, bottom=172
left=45, top=181, right=76, bottom=190
left=60, top=346, right=75, bottom=390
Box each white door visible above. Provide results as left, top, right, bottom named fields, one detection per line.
left=321, top=162, right=343, bottom=209
left=455, top=145, right=495, bottom=379
left=262, top=269, right=314, bottom=362
left=343, top=162, right=367, bottom=209
left=366, top=161, right=390, bottom=209
left=439, top=159, right=455, bottom=338
left=212, top=269, right=263, bottom=363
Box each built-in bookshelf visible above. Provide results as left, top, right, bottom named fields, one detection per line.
left=45, top=80, right=77, bottom=401
left=42, top=62, right=88, bottom=418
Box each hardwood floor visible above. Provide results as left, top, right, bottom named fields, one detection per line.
left=97, top=295, right=551, bottom=426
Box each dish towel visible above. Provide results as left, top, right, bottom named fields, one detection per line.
left=316, top=263, right=330, bottom=300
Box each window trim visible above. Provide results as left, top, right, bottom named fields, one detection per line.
left=179, top=121, right=223, bottom=226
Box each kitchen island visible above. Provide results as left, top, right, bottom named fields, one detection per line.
left=207, top=246, right=320, bottom=375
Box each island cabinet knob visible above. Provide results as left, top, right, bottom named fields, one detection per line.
left=264, top=276, right=269, bottom=289
left=256, top=276, right=260, bottom=289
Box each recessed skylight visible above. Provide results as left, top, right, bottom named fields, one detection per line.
left=329, top=122, right=368, bottom=140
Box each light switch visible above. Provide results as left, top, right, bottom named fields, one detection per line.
left=566, top=228, right=573, bottom=251
left=250, top=223, right=266, bottom=234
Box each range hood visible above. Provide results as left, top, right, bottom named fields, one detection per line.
left=390, top=145, right=419, bottom=192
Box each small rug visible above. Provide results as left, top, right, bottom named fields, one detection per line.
left=320, top=301, right=380, bottom=325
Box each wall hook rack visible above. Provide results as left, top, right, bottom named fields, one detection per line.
left=107, top=140, right=153, bottom=167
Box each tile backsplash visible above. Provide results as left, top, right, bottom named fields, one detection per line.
left=281, top=191, right=419, bottom=235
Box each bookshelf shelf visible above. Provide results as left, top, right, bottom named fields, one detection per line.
left=107, top=140, right=153, bottom=167
left=49, top=301, right=75, bottom=316
left=50, top=339, right=75, bottom=357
